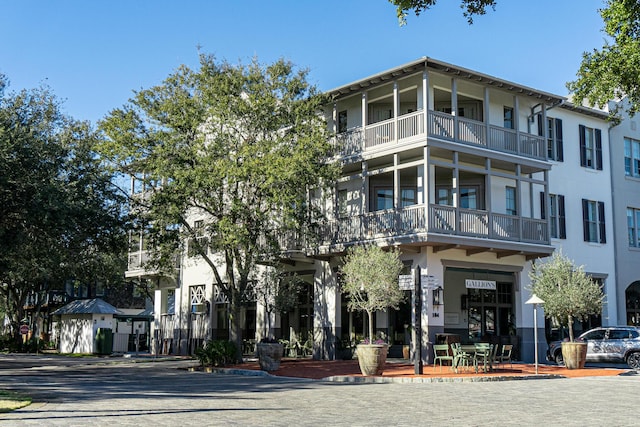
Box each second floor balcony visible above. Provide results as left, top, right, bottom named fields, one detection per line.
left=316, top=204, right=550, bottom=257
left=334, top=109, right=547, bottom=161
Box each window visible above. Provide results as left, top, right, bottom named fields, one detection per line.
left=624, top=137, right=640, bottom=177
left=579, top=125, right=603, bottom=170
left=338, top=110, right=348, bottom=133
left=538, top=115, right=563, bottom=161
left=582, top=199, right=606, bottom=243
left=503, top=107, right=514, bottom=129
left=460, top=187, right=479, bottom=209
left=375, top=188, right=393, bottom=211
left=505, top=187, right=516, bottom=215
left=541, top=193, right=566, bottom=239
left=628, top=207, right=640, bottom=247
left=437, top=188, right=452, bottom=206
left=190, top=285, right=207, bottom=314
left=401, top=188, right=417, bottom=208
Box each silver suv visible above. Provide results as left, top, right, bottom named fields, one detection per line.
left=546, top=326, right=640, bottom=369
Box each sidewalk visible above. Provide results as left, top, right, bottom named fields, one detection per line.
left=225, top=357, right=634, bottom=382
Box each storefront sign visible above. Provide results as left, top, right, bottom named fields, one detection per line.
left=465, top=279, right=496, bottom=290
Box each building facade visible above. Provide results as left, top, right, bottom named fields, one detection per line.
left=129, top=57, right=629, bottom=363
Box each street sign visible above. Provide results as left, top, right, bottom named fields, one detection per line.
left=398, top=274, right=413, bottom=290
left=19, top=325, right=29, bottom=335
left=420, top=274, right=439, bottom=290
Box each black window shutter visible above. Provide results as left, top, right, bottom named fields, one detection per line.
left=598, top=201, right=606, bottom=243
left=579, top=125, right=587, bottom=167
left=540, top=192, right=546, bottom=219
left=559, top=195, right=566, bottom=239
left=537, top=114, right=543, bottom=136
left=556, top=119, right=564, bottom=162
left=595, top=129, right=603, bottom=170
left=582, top=199, right=590, bottom=241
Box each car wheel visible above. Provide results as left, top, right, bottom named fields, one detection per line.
left=627, top=352, right=640, bottom=370
left=554, top=351, right=564, bottom=365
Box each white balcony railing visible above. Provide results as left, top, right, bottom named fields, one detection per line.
left=319, top=204, right=549, bottom=247
left=334, top=109, right=547, bottom=161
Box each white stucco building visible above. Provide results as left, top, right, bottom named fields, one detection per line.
left=128, top=57, right=631, bottom=364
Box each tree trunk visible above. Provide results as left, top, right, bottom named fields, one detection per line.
left=229, top=288, right=243, bottom=364
left=568, top=314, right=575, bottom=342
left=368, top=310, right=374, bottom=344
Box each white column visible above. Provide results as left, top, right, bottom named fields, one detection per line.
left=313, top=260, right=340, bottom=360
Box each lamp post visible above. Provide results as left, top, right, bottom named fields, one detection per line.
left=525, top=294, right=545, bottom=374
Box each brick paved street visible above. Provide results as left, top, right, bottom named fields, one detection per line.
left=0, top=355, right=638, bottom=426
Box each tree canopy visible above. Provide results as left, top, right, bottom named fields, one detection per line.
left=390, top=0, right=496, bottom=25
left=390, top=0, right=640, bottom=117
left=98, top=55, right=337, bottom=359
left=0, top=76, right=129, bottom=338
left=341, top=245, right=405, bottom=343
left=529, top=252, right=604, bottom=342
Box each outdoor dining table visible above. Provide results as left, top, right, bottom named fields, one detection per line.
left=458, top=343, right=493, bottom=373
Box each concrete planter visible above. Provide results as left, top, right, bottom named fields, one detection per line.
left=256, top=342, right=284, bottom=371
left=356, top=344, right=389, bottom=376
left=562, top=341, right=588, bottom=369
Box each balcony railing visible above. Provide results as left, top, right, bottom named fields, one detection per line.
left=334, top=109, right=546, bottom=161
left=319, top=204, right=549, bottom=246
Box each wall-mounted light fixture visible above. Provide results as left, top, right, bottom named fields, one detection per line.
left=432, top=286, right=443, bottom=306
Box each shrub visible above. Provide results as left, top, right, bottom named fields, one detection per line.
left=195, top=340, right=237, bottom=367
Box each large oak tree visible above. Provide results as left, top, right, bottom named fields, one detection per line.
left=0, top=76, right=129, bottom=340
left=99, top=55, right=337, bottom=360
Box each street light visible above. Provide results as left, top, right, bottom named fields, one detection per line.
left=525, top=294, right=545, bottom=374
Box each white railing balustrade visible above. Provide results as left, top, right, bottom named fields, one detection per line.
left=459, top=208, right=489, bottom=236
left=335, top=128, right=364, bottom=156
left=364, top=118, right=394, bottom=149
left=489, top=126, right=518, bottom=154
left=458, top=117, right=486, bottom=147
left=428, top=110, right=455, bottom=140
left=429, top=204, right=456, bottom=233
left=492, top=213, right=520, bottom=240
left=522, top=218, right=548, bottom=242
left=398, top=110, right=424, bottom=140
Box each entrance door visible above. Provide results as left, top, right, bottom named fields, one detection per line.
left=467, top=282, right=513, bottom=341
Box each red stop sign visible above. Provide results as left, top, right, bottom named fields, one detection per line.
left=19, top=325, right=29, bottom=335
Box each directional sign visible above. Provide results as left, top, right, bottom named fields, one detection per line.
left=420, top=274, right=439, bottom=290
left=398, top=274, right=413, bottom=290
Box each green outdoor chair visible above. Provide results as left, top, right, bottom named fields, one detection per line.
left=433, top=344, right=454, bottom=372
left=451, top=343, right=472, bottom=373
left=498, top=344, right=514, bottom=369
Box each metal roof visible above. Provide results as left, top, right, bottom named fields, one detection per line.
left=327, top=56, right=565, bottom=106
left=51, top=298, right=122, bottom=315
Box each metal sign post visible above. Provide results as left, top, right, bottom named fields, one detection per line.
left=413, top=266, right=423, bottom=374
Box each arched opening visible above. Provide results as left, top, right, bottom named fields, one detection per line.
left=625, top=281, right=640, bottom=326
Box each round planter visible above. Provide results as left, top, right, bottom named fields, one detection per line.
left=356, top=344, right=389, bottom=376
left=561, top=341, right=588, bottom=369
left=256, top=342, right=284, bottom=371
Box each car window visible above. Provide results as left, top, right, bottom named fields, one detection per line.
left=581, top=330, right=606, bottom=340
left=631, top=330, right=640, bottom=339
left=608, top=329, right=630, bottom=340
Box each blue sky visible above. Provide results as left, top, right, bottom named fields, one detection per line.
left=1, top=1, right=606, bottom=124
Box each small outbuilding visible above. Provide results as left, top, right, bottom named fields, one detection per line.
left=51, top=298, right=122, bottom=354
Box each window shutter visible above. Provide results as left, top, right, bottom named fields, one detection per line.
left=559, top=195, right=566, bottom=239
left=582, top=199, right=590, bottom=241
left=579, top=125, right=587, bottom=167
left=598, top=201, right=606, bottom=243
left=537, top=114, right=543, bottom=136
left=595, top=129, right=603, bottom=170
left=556, top=119, right=564, bottom=162
left=540, top=192, right=546, bottom=219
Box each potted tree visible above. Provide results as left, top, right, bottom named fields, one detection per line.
left=341, top=245, right=405, bottom=376
left=529, top=251, right=604, bottom=369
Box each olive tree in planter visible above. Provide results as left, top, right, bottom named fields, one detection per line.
left=529, top=251, right=604, bottom=369
left=341, top=245, right=405, bottom=376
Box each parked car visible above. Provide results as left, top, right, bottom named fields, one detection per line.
left=546, top=326, right=640, bottom=369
